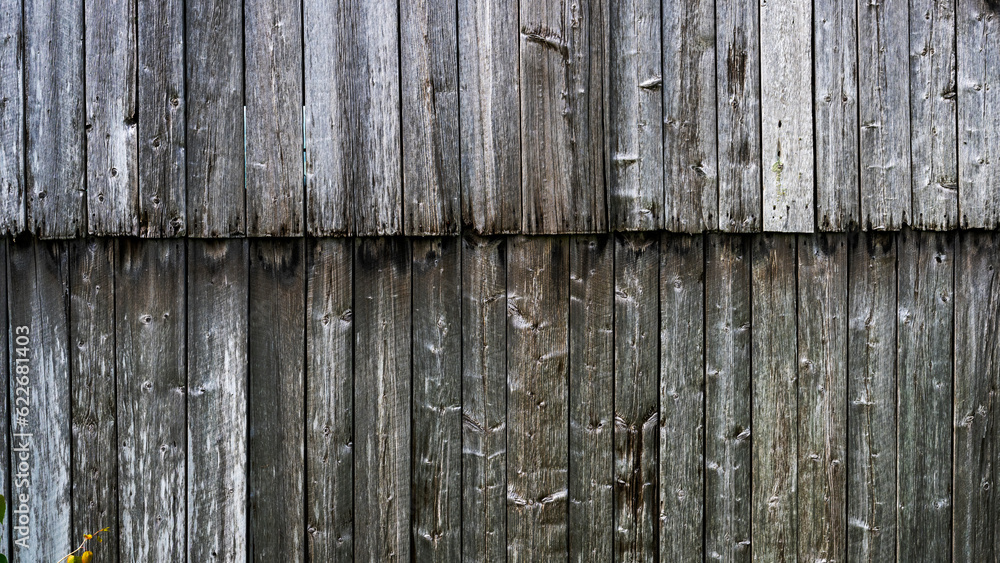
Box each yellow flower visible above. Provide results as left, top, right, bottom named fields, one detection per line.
left=81, top=552, right=93, bottom=563
left=67, top=556, right=77, bottom=563
left=84, top=534, right=92, bottom=540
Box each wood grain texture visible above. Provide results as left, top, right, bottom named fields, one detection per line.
left=0, top=0, right=24, bottom=233
left=704, top=235, right=752, bottom=561
left=506, top=236, right=569, bottom=560
left=116, top=239, right=186, bottom=562
left=355, top=237, right=411, bottom=560
left=568, top=235, right=614, bottom=561
left=188, top=239, right=248, bottom=563
left=186, top=0, right=244, bottom=236
left=519, top=0, right=606, bottom=233
left=403, top=0, right=460, bottom=235
left=306, top=237, right=354, bottom=561
left=658, top=234, right=704, bottom=560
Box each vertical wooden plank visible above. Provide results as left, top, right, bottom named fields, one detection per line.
left=814, top=1, right=859, bottom=230
left=0, top=240, right=7, bottom=558
left=704, top=235, right=752, bottom=561
left=846, top=232, right=896, bottom=562
left=0, top=0, right=24, bottom=234
left=402, top=0, right=460, bottom=235
left=305, top=1, right=401, bottom=236
left=608, top=0, right=663, bottom=231
left=186, top=0, right=244, bottom=236
left=116, top=239, right=185, bottom=561
left=659, top=235, right=704, bottom=560
left=306, top=238, right=353, bottom=561
left=69, top=240, right=118, bottom=559
left=897, top=230, right=953, bottom=561
left=858, top=0, right=911, bottom=230
left=751, top=234, right=797, bottom=561
left=507, top=236, right=569, bottom=559
left=461, top=235, right=507, bottom=561
left=519, top=1, right=606, bottom=233
left=248, top=240, right=305, bottom=561
left=355, top=237, right=411, bottom=560
left=760, top=1, right=813, bottom=232
left=188, top=239, right=248, bottom=562
left=245, top=0, right=303, bottom=236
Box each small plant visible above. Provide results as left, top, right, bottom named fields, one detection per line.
left=57, top=527, right=110, bottom=563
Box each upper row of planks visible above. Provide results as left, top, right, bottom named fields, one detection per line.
left=0, top=0, right=998, bottom=237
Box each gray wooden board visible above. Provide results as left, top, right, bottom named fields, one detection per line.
left=0, top=241, right=7, bottom=558
left=0, top=0, right=24, bottom=234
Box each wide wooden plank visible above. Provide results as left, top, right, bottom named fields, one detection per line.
left=355, top=237, right=411, bottom=560
left=897, top=230, right=953, bottom=561
left=245, top=0, right=303, bottom=236
left=306, top=238, right=353, bottom=561
left=188, top=239, right=248, bottom=562
left=305, top=0, right=401, bottom=235
left=186, top=0, right=244, bottom=236
left=507, top=236, right=569, bottom=559
left=402, top=0, right=460, bottom=235
left=116, top=239, right=185, bottom=562
left=519, top=1, right=605, bottom=233
left=659, top=234, right=704, bottom=560
left=461, top=234, right=507, bottom=561
left=568, top=235, right=613, bottom=561
left=0, top=0, right=24, bottom=233
left=248, top=240, right=305, bottom=562
left=760, top=0, right=813, bottom=232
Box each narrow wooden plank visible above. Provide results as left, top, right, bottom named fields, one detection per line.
left=248, top=239, right=305, bottom=561
left=897, top=230, right=953, bottom=561
left=910, top=0, right=958, bottom=229
left=7, top=239, right=72, bottom=557
left=245, top=0, right=303, bottom=236
left=0, top=241, right=8, bottom=559
left=608, top=0, right=663, bottom=231
left=402, top=0, right=460, bottom=235
left=858, top=0, right=911, bottom=229
left=186, top=0, right=244, bottom=236
left=137, top=0, right=185, bottom=237
left=188, top=239, right=248, bottom=562
left=306, top=237, right=353, bottom=561
left=659, top=234, right=704, bottom=560
left=507, top=236, right=569, bottom=559
left=568, top=235, right=613, bottom=561
left=0, top=0, right=24, bottom=233
left=116, top=239, right=185, bottom=561
left=814, top=1, right=859, bottom=230
left=461, top=234, right=507, bottom=561
left=24, top=0, right=85, bottom=237
left=760, top=1, right=813, bottom=232
left=85, top=0, right=138, bottom=235
left=305, top=1, right=401, bottom=236
left=663, top=1, right=716, bottom=232
left=355, top=237, right=411, bottom=560
left=519, top=1, right=605, bottom=233
left=751, top=234, right=797, bottom=560
left=69, top=240, right=118, bottom=559
left=796, top=234, right=847, bottom=561
left=846, top=232, right=896, bottom=562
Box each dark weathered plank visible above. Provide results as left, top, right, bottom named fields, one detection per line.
left=659, top=234, right=704, bottom=560
left=568, top=235, right=614, bottom=561
left=248, top=239, right=305, bottom=562
left=507, top=236, right=569, bottom=559
left=897, top=230, right=953, bottom=561
left=186, top=0, right=244, bottom=236
left=519, top=1, right=605, bottom=233
left=704, top=235, right=752, bottom=561
left=305, top=1, right=401, bottom=236
left=306, top=237, right=353, bottom=561
left=751, top=234, right=797, bottom=560
left=608, top=0, right=663, bottom=231
left=0, top=0, right=24, bottom=234
left=355, top=237, right=411, bottom=560
left=796, top=234, right=847, bottom=561
left=846, top=232, right=897, bottom=562
left=402, top=0, right=460, bottom=235
left=0, top=241, right=8, bottom=558
left=188, top=239, right=248, bottom=562
left=245, top=0, right=303, bottom=236
left=461, top=234, right=507, bottom=561
left=116, top=239, right=185, bottom=561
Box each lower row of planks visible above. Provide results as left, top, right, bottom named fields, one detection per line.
left=0, top=231, right=997, bottom=561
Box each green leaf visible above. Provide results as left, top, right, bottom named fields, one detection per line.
left=0, top=493, right=5, bottom=524
left=0, top=553, right=7, bottom=563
